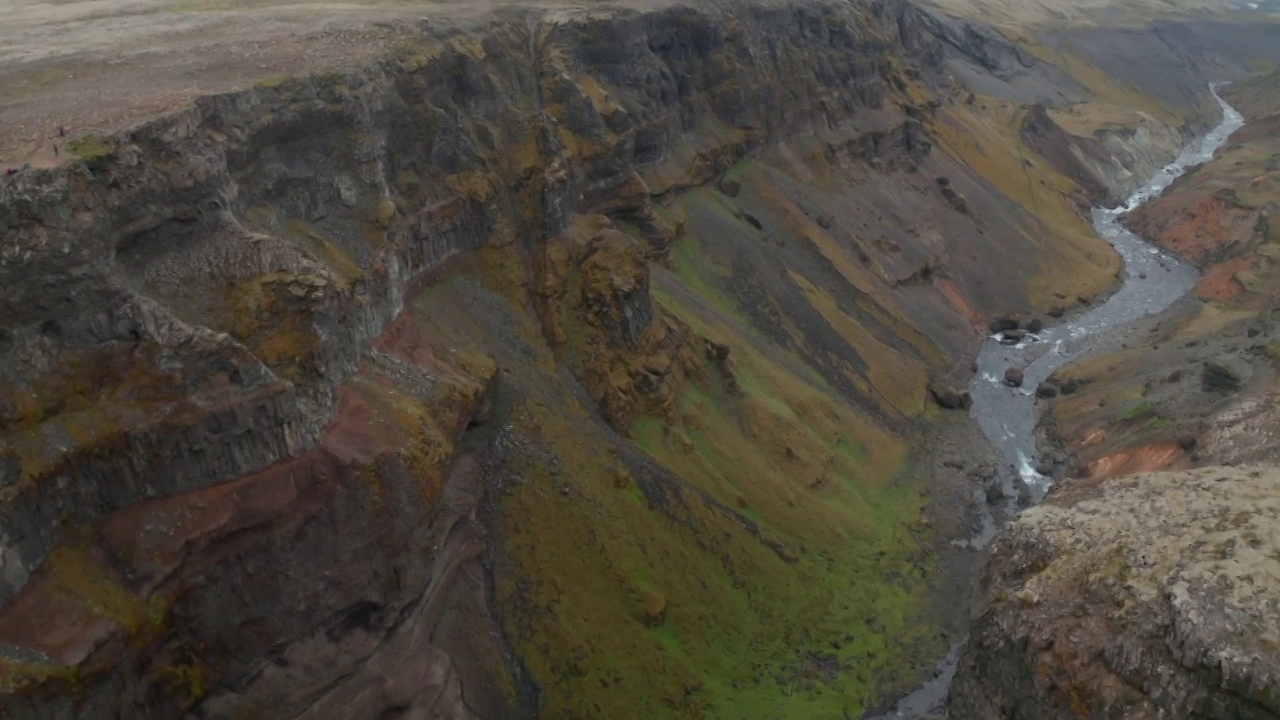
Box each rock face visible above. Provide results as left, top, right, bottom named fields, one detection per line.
left=951, top=466, right=1280, bottom=719
left=0, top=1, right=1068, bottom=716
left=930, top=380, right=973, bottom=409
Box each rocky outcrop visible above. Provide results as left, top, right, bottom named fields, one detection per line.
left=951, top=466, right=1280, bottom=719
left=929, top=380, right=972, bottom=409
left=1019, top=102, right=1187, bottom=204
left=1202, top=357, right=1250, bottom=393
left=1019, top=104, right=1116, bottom=204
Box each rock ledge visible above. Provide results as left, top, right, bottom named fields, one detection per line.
left=952, top=465, right=1280, bottom=719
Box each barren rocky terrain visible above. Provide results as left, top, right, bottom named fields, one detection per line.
left=952, top=465, right=1280, bottom=718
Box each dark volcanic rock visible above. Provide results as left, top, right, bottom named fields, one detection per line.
left=1025, top=318, right=1042, bottom=333
left=1003, top=367, right=1024, bottom=387
left=1034, top=383, right=1058, bottom=399
left=989, top=315, right=1019, bottom=333
left=929, top=381, right=972, bottom=410
left=1202, top=357, right=1250, bottom=393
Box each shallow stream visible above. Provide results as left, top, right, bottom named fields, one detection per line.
left=970, top=85, right=1244, bottom=500
left=864, top=84, right=1244, bottom=719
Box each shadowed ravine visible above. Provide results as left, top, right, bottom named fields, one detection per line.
left=864, top=84, right=1244, bottom=720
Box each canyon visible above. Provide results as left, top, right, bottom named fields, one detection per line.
left=1, top=0, right=1279, bottom=718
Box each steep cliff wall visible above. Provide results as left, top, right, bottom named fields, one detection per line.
left=0, top=0, right=1163, bottom=717
left=950, top=466, right=1280, bottom=719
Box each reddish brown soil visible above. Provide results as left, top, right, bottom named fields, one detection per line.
left=1126, top=192, right=1252, bottom=264
left=1086, top=442, right=1188, bottom=481
left=1194, top=255, right=1251, bottom=302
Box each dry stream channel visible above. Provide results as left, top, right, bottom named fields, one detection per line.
left=865, top=85, right=1245, bottom=719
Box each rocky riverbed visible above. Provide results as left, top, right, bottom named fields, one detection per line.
left=971, top=86, right=1243, bottom=501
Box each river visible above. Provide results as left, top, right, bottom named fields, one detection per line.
left=971, top=85, right=1243, bottom=500
left=864, top=84, right=1244, bottom=719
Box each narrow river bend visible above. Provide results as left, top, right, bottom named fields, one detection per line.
left=866, top=84, right=1244, bottom=720
left=970, top=86, right=1244, bottom=500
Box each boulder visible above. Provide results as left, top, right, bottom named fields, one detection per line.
left=983, top=480, right=1004, bottom=504
left=1046, top=306, right=1065, bottom=318
left=1034, top=383, right=1058, bottom=399
left=1202, top=357, right=1250, bottom=393
left=951, top=466, right=1280, bottom=719
left=1025, top=318, right=1043, bottom=333
left=719, top=176, right=741, bottom=198
left=929, top=381, right=972, bottom=410
left=641, top=591, right=667, bottom=627
left=988, top=316, right=1019, bottom=333
left=816, top=214, right=834, bottom=229
left=1003, top=367, right=1024, bottom=387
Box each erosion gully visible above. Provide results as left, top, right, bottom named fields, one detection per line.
left=864, top=85, right=1244, bottom=719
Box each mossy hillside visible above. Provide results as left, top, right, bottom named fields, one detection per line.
left=931, top=98, right=1122, bottom=310
left=640, top=279, right=910, bottom=544
left=665, top=184, right=936, bottom=425
left=998, top=26, right=1188, bottom=130
left=410, top=262, right=942, bottom=719
left=722, top=157, right=948, bottom=375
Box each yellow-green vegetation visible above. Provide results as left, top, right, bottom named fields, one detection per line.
left=1047, top=102, right=1164, bottom=139
left=252, top=76, right=288, bottom=89
left=0, top=659, right=78, bottom=696
left=67, top=135, right=113, bottom=163
left=39, top=540, right=164, bottom=639
left=409, top=220, right=942, bottom=718
left=0, top=344, right=181, bottom=484
left=147, top=639, right=214, bottom=711
left=999, top=27, right=1190, bottom=129
left=932, top=98, right=1121, bottom=308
